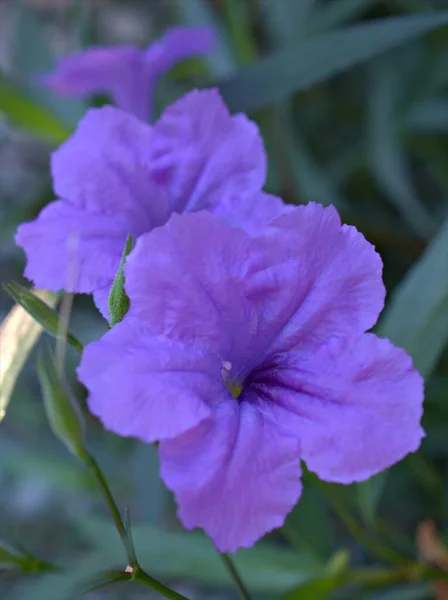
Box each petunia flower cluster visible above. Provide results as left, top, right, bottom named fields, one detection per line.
left=16, top=30, right=424, bottom=553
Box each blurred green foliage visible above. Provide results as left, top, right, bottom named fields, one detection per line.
left=1, top=0, right=448, bottom=599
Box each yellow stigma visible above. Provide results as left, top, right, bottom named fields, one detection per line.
left=228, top=382, right=243, bottom=399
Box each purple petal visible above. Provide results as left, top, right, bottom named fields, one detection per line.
left=144, top=26, right=214, bottom=80
left=39, top=45, right=150, bottom=120
left=39, top=26, right=214, bottom=121
left=124, top=212, right=254, bottom=363
left=15, top=201, right=129, bottom=293
left=159, top=400, right=301, bottom=552
left=150, top=89, right=266, bottom=213
left=17, top=106, right=164, bottom=295
left=77, top=318, right=220, bottom=443
left=246, top=203, right=386, bottom=355
left=213, top=191, right=293, bottom=237
left=255, top=334, right=424, bottom=483
left=51, top=106, right=164, bottom=223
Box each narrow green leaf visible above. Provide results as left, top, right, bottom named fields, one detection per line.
left=407, top=99, right=448, bottom=132
left=260, top=0, right=317, bottom=45
left=279, top=574, right=344, bottom=600
left=367, top=59, right=435, bottom=238
left=37, top=347, right=85, bottom=458
left=108, top=234, right=135, bottom=327
left=307, top=0, right=381, bottom=34
left=218, top=12, right=448, bottom=113
left=4, top=282, right=82, bottom=352
left=175, top=0, right=237, bottom=78
left=357, top=476, right=387, bottom=526
left=379, top=216, right=448, bottom=376
left=0, top=73, right=71, bottom=143
left=77, top=517, right=321, bottom=593
left=83, top=570, right=130, bottom=594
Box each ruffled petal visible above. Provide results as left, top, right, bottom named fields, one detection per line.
left=15, top=200, right=130, bottom=293
left=159, top=399, right=301, bottom=552
left=51, top=106, right=169, bottom=226
left=213, top=191, right=292, bottom=237
left=77, top=318, right=220, bottom=443
left=246, top=203, right=385, bottom=354
left=252, top=334, right=424, bottom=483
left=124, top=212, right=254, bottom=364
left=150, top=89, right=266, bottom=213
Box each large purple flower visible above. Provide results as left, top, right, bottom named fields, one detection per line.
left=16, top=88, right=287, bottom=317
left=78, top=206, right=424, bottom=552
left=39, top=26, right=214, bottom=121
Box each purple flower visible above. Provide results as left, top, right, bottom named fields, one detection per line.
left=15, top=88, right=288, bottom=318
left=77, top=206, right=424, bottom=552
left=39, top=26, right=214, bottom=121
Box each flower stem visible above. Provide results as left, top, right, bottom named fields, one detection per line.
left=131, top=566, right=190, bottom=600
left=220, top=553, right=252, bottom=600
left=80, top=448, right=190, bottom=600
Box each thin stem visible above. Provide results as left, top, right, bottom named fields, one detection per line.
left=80, top=449, right=191, bottom=600
left=131, top=566, right=190, bottom=600
left=220, top=553, right=252, bottom=600
left=80, top=450, right=136, bottom=565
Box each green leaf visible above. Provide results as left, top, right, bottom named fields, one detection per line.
left=279, top=573, right=345, bottom=600
left=108, top=234, right=135, bottom=327
left=379, top=216, right=448, bottom=376
left=0, top=73, right=71, bottom=143
left=367, top=58, right=435, bottom=238
left=4, top=283, right=82, bottom=352
left=357, top=476, right=387, bottom=526
left=175, top=0, right=237, bottom=78
left=77, top=517, right=321, bottom=593
left=218, top=12, right=448, bottom=113
left=307, top=0, right=381, bottom=34
left=260, top=0, right=317, bottom=45
left=407, top=99, right=448, bottom=132
left=37, top=347, right=85, bottom=458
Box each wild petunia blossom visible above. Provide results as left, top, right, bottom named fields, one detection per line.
left=15, top=88, right=288, bottom=318
left=38, top=26, right=214, bottom=121
left=77, top=206, right=424, bottom=552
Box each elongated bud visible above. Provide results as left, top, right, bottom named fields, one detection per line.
left=4, top=282, right=82, bottom=352
left=37, top=346, right=85, bottom=459
left=108, top=234, right=135, bottom=327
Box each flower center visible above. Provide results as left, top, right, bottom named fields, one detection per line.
left=227, top=382, right=243, bottom=399
left=221, top=360, right=243, bottom=399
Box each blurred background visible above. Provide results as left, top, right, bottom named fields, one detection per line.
left=1, top=0, right=448, bottom=599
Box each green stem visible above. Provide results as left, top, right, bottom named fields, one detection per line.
left=80, top=449, right=189, bottom=600
left=80, top=450, right=136, bottom=566
left=220, top=553, right=252, bottom=600
left=131, top=566, right=190, bottom=600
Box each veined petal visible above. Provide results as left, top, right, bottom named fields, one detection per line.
left=246, top=203, right=385, bottom=354
left=77, top=318, right=220, bottom=443
left=252, top=334, right=424, bottom=483
left=159, top=399, right=301, bottom=552
left=15, top=201, right=129, bottom=293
